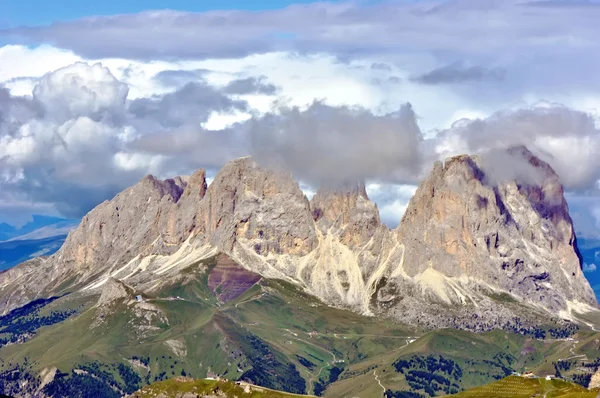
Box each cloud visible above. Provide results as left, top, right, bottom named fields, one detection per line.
left=223, top=76, right=278, bottom=95
left=433, top=104, right=600, bottom=190
left=371, top=62, right=393, bottom=72
left=33, top=62, right=129, bottom=123
left=0, top=62, right=256, bottom=218
left=524, top=0, right=600, bottom=8
left=2, top=56, right=600, bottom=235
left=4, top=0, right=600, bottom=62
left=366, top=183, right=418, bottom=227
left=249, top=102, right=424, bottom=187
left=153, top=69, right=210, bottom=88
left=128, top=81, right=249, bottom=129
left=412, top=63, right=505, bottom=85
left=584, top=263, right=597, bottom=272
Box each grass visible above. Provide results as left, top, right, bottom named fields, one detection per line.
left=131, top=377, right=316, bottom=397
left=453, top=375, right=600, bottom=397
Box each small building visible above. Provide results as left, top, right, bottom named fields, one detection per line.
left=522, top=372, right=535, bottom=378
left=545, top=375, right=554, bottom=380
left=135, top=295, right=143, bottom=302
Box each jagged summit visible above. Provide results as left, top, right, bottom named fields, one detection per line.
left=396, top=147, right=594, bottom=311
left=310, top=181, right=381, bottom=248
left=0, top=149, right=596, bottom=330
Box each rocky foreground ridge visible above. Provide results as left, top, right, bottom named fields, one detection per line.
left=0, top=147, right=596, bottom=330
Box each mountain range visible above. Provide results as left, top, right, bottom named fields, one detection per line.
left=0, top=216, right=79, bottom=271
left=1, top=146, right=600, bottom=397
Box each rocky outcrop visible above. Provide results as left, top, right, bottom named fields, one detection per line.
left=0, top=147, right=596, bottom=330
left=96, top=277, right=134, bottom=306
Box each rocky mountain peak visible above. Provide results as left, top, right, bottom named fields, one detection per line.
left=396, top=146, right=595, bottom=311
left=0, top=150, right=597, bottom=330
left=181, top=169, right=208, bottom=200
left=310, top=181, right=380, bottom=247
left=199, top=156, right=317, bottom=256
left=138, top=174, right=186, bottom=203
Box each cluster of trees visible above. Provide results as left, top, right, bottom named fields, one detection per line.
left=238, top=333, right=306, bottom=394
left=43, top=372, right=121, bottom=398
left=404, top=370, right=460, bottom=396
left=553, top=359, right=575, bottom=377
left=130, top=356, right=150, bottom=367
left=571, top=373, right=592, bottom=388
left=548, top=324, right=579, bottom=339
left=393, top=355, right=462, bottom=397
left=502, top=318, right=579, bottom=340
left=77, top=361, right=141, bottom=395
left=313, top=366, right=343, bottom=396
left=393, top=355, right=463, bottom=381
left=0, top=363, right=41, bottom=397
left=0, top=296, right=78, bottom=347
left=296, top=355, right=316, bottom=371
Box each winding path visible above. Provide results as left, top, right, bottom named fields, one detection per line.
left=373, top=370, right=386, bottom=395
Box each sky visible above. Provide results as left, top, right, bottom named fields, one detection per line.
left=1, top=0, right=600, bottom=261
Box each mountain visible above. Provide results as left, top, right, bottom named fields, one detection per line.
left=1, top=147, right=600, bottom=397
left=0, top=216, right=79, bottom=271
left=0, top=148, right=596, bottom=330
left=0, top=215, right=78, bottom=242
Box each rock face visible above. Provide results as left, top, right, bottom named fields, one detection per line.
left=0, top=147, right=596, bottom=330
left=396, top=147, right=595, bottom=315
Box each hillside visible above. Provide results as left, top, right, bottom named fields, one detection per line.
left=452, top=375, right=600, bottom=397
left=130, top=377, right=315, bottom=397
left=0, top=253, right=598, bottom=397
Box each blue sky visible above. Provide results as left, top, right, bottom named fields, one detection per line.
left=0, top=0, right=349, bottom=27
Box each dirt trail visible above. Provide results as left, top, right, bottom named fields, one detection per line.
left=373, top=370, right=386, bottom=395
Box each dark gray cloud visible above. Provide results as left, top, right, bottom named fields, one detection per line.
left=371, top=62, right=393, bottom=72
left=223, top=76, right=278, bottom=95
left=3, top=0, right=600, bottom=61
left=248, top=102, right=424, bottom=187
left=129, top=125, right=248, bottom=174
left=129, top=81, right=248, bottom=129
left=153, top=69, right=210, bottom=88
left=412, top=63, right=505, bottom=85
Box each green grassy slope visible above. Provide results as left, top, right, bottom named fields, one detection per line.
left=452, top=375, right=599, bottom=397
left=1, top=254, right=600, bottom=397
left=131, top=377, right=316, bottom=397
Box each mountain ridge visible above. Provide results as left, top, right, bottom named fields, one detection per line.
left=0, top=147, right=596, bottom=331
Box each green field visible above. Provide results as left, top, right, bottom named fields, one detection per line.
left=131, top=377, right=316, bottom=397
left=453, top=376, right=600, bottom=397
